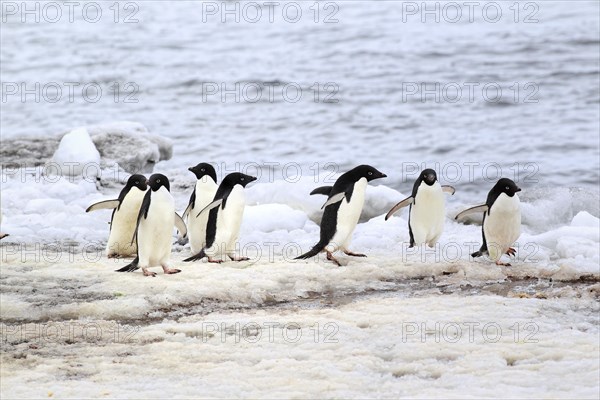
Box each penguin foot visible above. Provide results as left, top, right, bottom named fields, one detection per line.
left=495, top=261, right=511, bottom=267
left=505, top=247, right=517, bottom=257
left=0, top=233, right=8, bottom=240
left=142, top=268, right=157, bottom=277
left=163, top=267, right=181, bottom=274
left=343, top=250, right=366, bottom=257
left=208, top=258, right=224, bottom=264
left=326, top=251, right=342, bottom=266
left=228, top=255, right=250, bottom=262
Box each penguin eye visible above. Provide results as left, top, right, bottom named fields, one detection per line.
left=368, top=172, right=372, bottom=175
left=135, top=181, right=139, bottom=184
left=505, top=186, right=509, bottom=190
left=201, top=168, right=205, bottom=172
left=241, top=177, right=245, bottom=181
left=157, top=179, right=161, bottom=183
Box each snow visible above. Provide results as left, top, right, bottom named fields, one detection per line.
left=0, top=294, right=598, bottom=398
left=1, top=158, right=598, bottom=399
left=49, top=127, right=101, bottom=178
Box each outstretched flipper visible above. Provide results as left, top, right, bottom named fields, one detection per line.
left=174, top=212, right=187, bottom=238
left=442, top=185, right=456, bottom=195
left=86, top=200, right=120, bottom=213
left=385, top=196, right=414, bottom=221
left=115, top=256, right=140, bottom=272
left=455, top=204, right=489, bottom=220
left=321, top=192, right=346, bottom=209
left=310, top=186, right=333, bottom=196
left=195, top=199, right=223, bottom=218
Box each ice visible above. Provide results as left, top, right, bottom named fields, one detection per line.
left=0, top=294, right=598, bottom=398
left=88, top=121, right=173, bottom=174
left=49, top=127, right=100, bottom=178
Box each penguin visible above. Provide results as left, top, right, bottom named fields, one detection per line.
left=183, top=172, right=256, bottom=263
left=116, top=174, right=188, bottom=276
left=182, top=163, right=218, bottom=254
left=455, top=178, right=521, bottom=266
left=385, top=169, right=455, bottom=247
left=296, top=165, right=387, bottom=266
left=86, top=174, right=148, bottom=258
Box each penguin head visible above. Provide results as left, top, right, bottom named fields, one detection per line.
left=352, top=165, right=387, bottom=182
left=494, top=178, right=521, bottom=197
left=126, top=174, right=148, bottom=191
left=188, top=163, right=217, bottom=183
left=147, top=174, right=170, bottom=192
left=223, top=172, right=257, bottom=188
left=420, top=169, right=437, bottom=186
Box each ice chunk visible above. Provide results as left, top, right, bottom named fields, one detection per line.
left=49, top=127, right=100, bottom=178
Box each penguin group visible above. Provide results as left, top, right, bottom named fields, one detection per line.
left=86, top=163, right=522, bottom=276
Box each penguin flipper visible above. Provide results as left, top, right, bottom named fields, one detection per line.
left=86, top=200, right=120, bottom=213
left=321, top=192, right=346, bottom=209
left=183, top=249, right=207, bottom=262
left=131, top=191, right=152, bottom=246
left=310, top=186, right=333, bottom=196
left=182, top=190, right=196, bottom=221
left=385, top=196, right=414, bottom=220
left=442, top=185, right=456, bottom=195
left=455, top=204, right=488, bottom=220
left=174, top=212, right=187, bottom=238
left=115, top=257, right=140, bottom=272
left=196, top=199, right=223, bottom=218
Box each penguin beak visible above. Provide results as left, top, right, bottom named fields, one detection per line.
left=188, top=167, right=194, bottom=172
left=249, top=176, right=257, bottom=182
left=516, top=187, right=522, bottom=192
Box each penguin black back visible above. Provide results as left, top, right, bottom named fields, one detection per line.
left=205, top=173, right=257, bottom=248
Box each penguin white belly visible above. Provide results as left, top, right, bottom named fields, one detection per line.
left=327, top=178, right=367, bottom=252
left=188, top=180, right=218, bottom=253
left=484, top=193, right=521, bottom=261
left=138, top=188, right=175, bottom=267
left=410, top=183, right=445, bottom=246
left=207, top=186, right=246, bottom=257
left=106, top=188, right=145, bottom=257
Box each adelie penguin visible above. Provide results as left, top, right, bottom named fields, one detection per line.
left=86, top=174, right=148, bottom=258
left=385, top=169, right=455, bottom=247
left=184, top=172, right=256, bottom=263
left=455, top=178, right=521, bottom=266
left=116, top=174, right=188, bottom=276
left=182, top=163, right=219, bottom=254
left=296, top=164, right=387, bottom=266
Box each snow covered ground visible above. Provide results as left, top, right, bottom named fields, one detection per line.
left=1, top=143, right=599, bottom=397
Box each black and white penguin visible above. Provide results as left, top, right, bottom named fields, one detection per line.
left=455, top=178, right=521, bottom=266
left=296, top=164, right=387, bottom=266
left=116, top=174, right=187, bottom=276
left=86, top=174, right=148, bottom=258
left=385, top=169, right=455, bottom=247
left=182, top=163, right=218, bottom=254
left=183, top=172, right=256, bottom=263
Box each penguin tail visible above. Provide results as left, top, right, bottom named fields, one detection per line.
left=295, top=241, right=327, bottom=260
left=115, top=256, right=140, bottom=272
left=184, top=249, right=207, bottom=262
